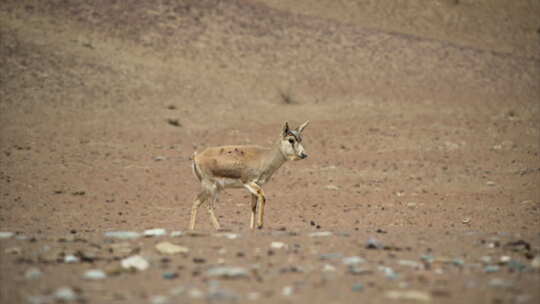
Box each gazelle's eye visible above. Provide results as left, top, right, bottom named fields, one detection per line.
left=288, top=138, right=295, bottom=144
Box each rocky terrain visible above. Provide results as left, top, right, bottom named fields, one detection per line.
left=1, top=0, right=539, bottom=303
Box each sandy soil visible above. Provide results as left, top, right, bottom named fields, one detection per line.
left=1, top=1, right=539, bottom=303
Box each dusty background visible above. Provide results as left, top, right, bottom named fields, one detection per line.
left=1, top=0, right=539, bottom=303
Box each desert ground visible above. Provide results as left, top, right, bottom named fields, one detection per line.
left=1, top=0, right=539, bottom=303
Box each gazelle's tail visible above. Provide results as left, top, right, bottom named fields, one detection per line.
left=191, top=152, right=202, bottom=182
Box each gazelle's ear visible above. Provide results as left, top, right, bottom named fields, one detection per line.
left=297, top=120, right=309, bottom=133
left=282, top=122, right=290, bottom=137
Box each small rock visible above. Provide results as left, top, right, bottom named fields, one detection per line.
left=24, top=267, right=43, bottom=280
left=270, top=242, right=287, bottom=249
left=308, top=231, right=333, bottom=237
left=378, top=266, right=399, bottom=279
left=320, top=253, right=343, bottom=260
left=324, top=184, right=339, bottom=191
left=504, top=240, right=531, bottom=252
left=144, top=228, right=167, bottom=237
left=0, top=232, right=14, bottom=239
left=186, top=231, right=208, bottom=237
left=397, top=259, right=423, bottom=269
left=421, top=255, right=435, bottom=263
left=15, top=234, right=29, bottom=240
left=484, top=265, right=500, bottom=273
left=170, top=231, right=184, bottom=237
left=385, top=290, right=432, bottom=302
left=452, top=258, right=465, bottom=267
left=5, top=247, right=22, bottom=255
left=462, top=217, right=471, bottom=224
left=206, top=266, right=249, bottom=279
left=155, top=242, right=189, bottom=255
left=208, top=283, right=240, bottom=302
left=64, top=255, right=80, bottom=263
left=282, top=286, right=294, bottom=296
left=104, top=264, right=125, bottom=276
left=342, top=256, right=366, bottom=265
left=499, top=256, right=512, bottom=263
left=121, top=255, right=149, bottom=271
left=150, top=295, right=169, bottom=304
left=109, top=242, right=135, bottom=256
left=507, top=260, right=527, bottom=272
left=104, top=231, right=141, bottom=240
left=214, top=233, right=240, bottom=240
left=486, top=181, right=496, bottom=186
left=154, top=156, right=166, bottom=161
left=531, top=255, right=540, bottom=269
left=322, top=264, right=336, bottom=272
left=365, top=237, right=384, bottom=249
left=167, top=118, right=181, bottom=127
left=431, top=289, right=451, bottom=298
left=54, top=287, right=78, bottom=302
left=348, top=265, right=373, bottom=275
left=488, top=278, right=513, bottom=288
left=352, top=283, right=364, bottom=292
left=247, top=292, right=260, bottom=301
left=188, top=288, right=204, bottom=299
left=169, top=286, right=185, bottom=296
left=162, top=272, right=178, bottom=280
left=83, top=269, right=107, bottom=280
left=479, top=256, right=492, bottom=264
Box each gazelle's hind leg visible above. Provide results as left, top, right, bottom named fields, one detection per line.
left=190, top=190, right=209, bottom=230
left=207, top=191, right=221, bottom=230
left=249, top=194, right=257, bottom=229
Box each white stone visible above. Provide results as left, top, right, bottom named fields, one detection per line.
left=155, top=242, right=189, bottom=255
left=385, top=290, right=432, bottom=302
left=308, top=231, right=333, bottom=237
left=54, top=287, right=77, bottom=301
left=282, top=286, right=294, bottom=296
left=270, top=242, right=287, bottom=249
left=170, top=231, right=184, bottom=237
left=104, top=231, right=141, bottom=239
left=206, top=266, right=249, bottom=278
left=188, top=288, right=204, bottom=299
left=24, top=267, right=43, bottom=280
left=342, top=256, right=366, bottom=265
left=83, top=269, right=107, bottom=280
left=144, top=228, right=167, bottom=237
left=214, top=233, right=240, bottom=239
left=121, top=255, right=149, bottom=271
left=64, top=255, right=80, bottom=263
left=322, top=264, right=336, bottom=272
left=0, top=232, right=14, bottom=239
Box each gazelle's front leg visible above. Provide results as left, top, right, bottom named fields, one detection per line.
left=245, top=182, right=266, bottom=229
left=249, top=194, right=257, bottom=229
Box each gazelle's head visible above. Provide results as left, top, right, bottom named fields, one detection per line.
left=280, top=121, right=309, bottom=161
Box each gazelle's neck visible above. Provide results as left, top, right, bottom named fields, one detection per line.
left=258, top=140, right=288, bottom=184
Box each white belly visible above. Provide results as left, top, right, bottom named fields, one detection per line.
left=216, top=178, right=244, bottom=189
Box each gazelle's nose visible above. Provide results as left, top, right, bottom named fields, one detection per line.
left=299, top=152, right=308, bottom=159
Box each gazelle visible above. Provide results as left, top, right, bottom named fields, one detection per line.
left=189, top=121, right=309, bottom=230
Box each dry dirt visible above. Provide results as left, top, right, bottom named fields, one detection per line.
left=1, top=1, right=539, bottom=303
